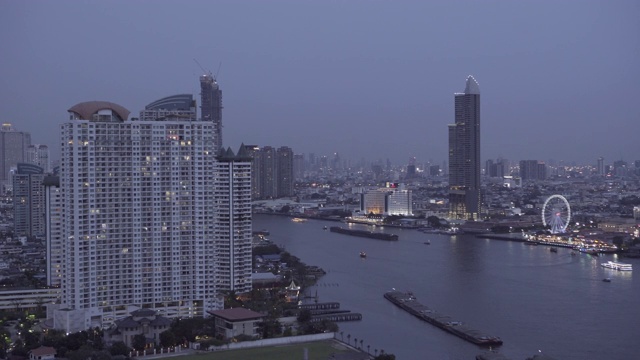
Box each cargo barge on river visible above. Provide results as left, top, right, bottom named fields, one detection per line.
left=384, top=291, right=503, bottom=346
left=330, top=227, right=399, bottom=241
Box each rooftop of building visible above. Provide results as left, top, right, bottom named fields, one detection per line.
left=68, top=101, right=130, bottom=121
left=208, top=307, right=265, bottom=321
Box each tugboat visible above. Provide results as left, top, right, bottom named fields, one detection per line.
left=359, top=251, right=367, bottom=258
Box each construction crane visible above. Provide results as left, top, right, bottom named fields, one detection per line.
left=193, top=59, right=221, bottom=81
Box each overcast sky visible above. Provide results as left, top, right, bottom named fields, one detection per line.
left=1, top=0, right=638, bottom=166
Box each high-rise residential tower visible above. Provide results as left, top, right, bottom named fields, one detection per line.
left=1, top=123, right=31, bottom=187
left=276, top=146, right=294, bottom=197
left=200, top=74, right=223, bottom=150
left=55, top=101, right=219, bottom=331
left=214, top=146, right=253, bottom=294
left=448, top=76, right=482, bottom=220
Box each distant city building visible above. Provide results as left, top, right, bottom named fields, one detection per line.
left=12, top=163, right=45, bottom=237
left=485, top=158, right=508, bottom=178
left=429, top=165, right=440, bottom=177
left=43, top=175, right=62, bottom=288
left=1, top=123, right=31, bottom=187
left=26, top=144, right=50, bottom=173
left=613, top=160, right=627, bottom=177
left=519, top=160, right=547, bottom=181
left=597, top=157, right=605, bottom=175
left=139, top=94, right=197, bottom=121
left=55, top=100, right=219, bottom=331
left=200, top=74, right=223, bottom=150
left=448, top=76, right=482, bottom=220
left=214, top=146, right=253, bottom=294
left=293, top=154, right=304, bottom=180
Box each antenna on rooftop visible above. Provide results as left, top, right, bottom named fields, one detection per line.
left=215, top=62, right=222, bottom=81
left=193, top=58, right=213, bottom=78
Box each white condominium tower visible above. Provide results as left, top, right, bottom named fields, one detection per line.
left=215, top=146, right=253, bottom=294
left=57, top=100, right=219, bottom=331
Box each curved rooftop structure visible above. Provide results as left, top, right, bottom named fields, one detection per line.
left=68, top=101, right=130, bottom=121
left=145, top=94, right=195, bottom=111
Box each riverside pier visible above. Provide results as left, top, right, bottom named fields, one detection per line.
left=384, top=291, right=503, bottom=347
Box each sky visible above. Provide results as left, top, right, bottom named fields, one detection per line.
left=1, top=0, right=639, bottom=167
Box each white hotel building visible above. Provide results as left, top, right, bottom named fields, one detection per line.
left=54, top=101, right=222, bottom=330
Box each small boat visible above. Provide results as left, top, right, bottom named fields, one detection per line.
left=602, top=278, right=611, bottom=282
left=424, top=240, right=431, bottom=245
left=571, top=251, right=577, bottom=256
left=323, top=226, right=328, bottom=230
left=359, top=251, right=367, bottom=258
left=550, top=247, right=558, bottom=253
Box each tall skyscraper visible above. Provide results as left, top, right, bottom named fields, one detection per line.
left=1, top=123, right=31, bottom=187
left=448, top=76, right=482, bottom=220
left=214, top=146, right=253, bottom=294
left=200, top=74, right=223, bottom=150
left=55, top=101, right=219, bottom=331
left=12, top=163, right=46, bottom=237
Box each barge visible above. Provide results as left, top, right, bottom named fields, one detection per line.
left=384, top=291, right=503, bottom=347
left=330, top=227, right=399, bottom=241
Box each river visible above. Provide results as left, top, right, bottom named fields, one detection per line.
left=253, top=214, right=639, bottom=360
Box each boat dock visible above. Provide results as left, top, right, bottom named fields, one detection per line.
left=384, top=291, right=503, bottom=347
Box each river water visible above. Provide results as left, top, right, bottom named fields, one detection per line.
left=253, top=215, right=639, bottom=360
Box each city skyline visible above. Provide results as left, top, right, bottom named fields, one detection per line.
left=1, top=1, right=638, bottom=165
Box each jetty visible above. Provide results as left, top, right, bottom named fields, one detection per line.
left=384, top=291, right=503, bottom=346
left=330, top=227, right=399, bottom=241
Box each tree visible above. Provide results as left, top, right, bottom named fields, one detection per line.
left=132, top=334, right=147, bottom=351
left=109, top=341, right=130, bottom=357
left=296, top=309, right=312, bottom=323
left=426, top=216, right=440, bottom=228
left=374, top=354, right=396, bottom=360
left=159, top=330, right=176, bottom=348
left=612, top=236, right=624, bottom=249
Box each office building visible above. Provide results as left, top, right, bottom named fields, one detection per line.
left=12, top=163, right=46, bottom=237
left=214, top=146, right=253, bottom=294
left=56, top=100, right=219, bottom=331
left=1, top=123, right=31, bottom=187
left=360, top=183, right=412, bottom=216
left=26, top=144, right=50, bottom=173
left=519, top=160, right=547, bottom=181
left=448, top=76, right=482, bottom=220
left=200, top=74, right=223, bottom=150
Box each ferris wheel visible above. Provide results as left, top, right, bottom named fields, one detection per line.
left=542, top=195, right=571, bottom=234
